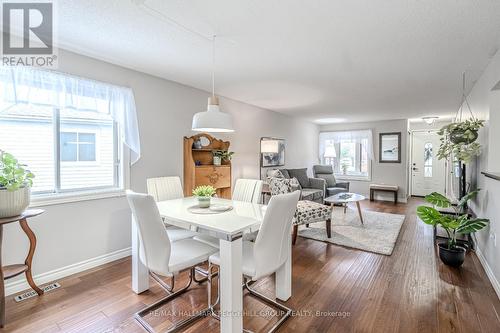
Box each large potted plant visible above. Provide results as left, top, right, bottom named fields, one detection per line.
left=0, top=151, right=35, bottom=218
left=416, top=190, right=489, bottom=267
left=437, top=119, right=484, bottom=163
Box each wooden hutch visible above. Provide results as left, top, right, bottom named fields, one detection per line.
left=183, top=133, right=232, bottom=199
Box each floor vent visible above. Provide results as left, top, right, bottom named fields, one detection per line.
left=14, top=282, right=61, bottom=302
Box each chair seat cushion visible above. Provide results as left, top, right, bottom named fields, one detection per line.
left=209, top=241, right=256, bottom=278
left=293, top=200, right=331, bottom=226
left=301, top=188, right=323, bottom=201
left=370, top=184, right=399, bottom=191
left=193, top=234, right=220, bottom=248
left=165, top=226, right=198, bottom=242
left=167, top=238, right=219, bottom=273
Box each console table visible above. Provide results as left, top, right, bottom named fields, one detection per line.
left=0, top=209, right=44, bottom=327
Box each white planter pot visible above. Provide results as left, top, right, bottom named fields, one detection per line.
left=213, top=156, right=221, bottom=166
left=0, top=186, right=31, bottom=218
left=197, top=196, right=211, bottom=208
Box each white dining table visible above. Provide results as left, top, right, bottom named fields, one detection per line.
left=131, top=197, right=293, bottom=333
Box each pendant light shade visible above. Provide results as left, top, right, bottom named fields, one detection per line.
left=192, top=96, right=234, bottom=132
left=191, top=35, right=235, bottom=133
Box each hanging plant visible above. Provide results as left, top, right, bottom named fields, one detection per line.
left=437, top=119, right=484, bottom=163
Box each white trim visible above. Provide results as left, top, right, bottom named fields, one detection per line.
left=473, top=243, right=500, bottom=300
left=30, top=188, right=126, bottom=207
left=5, top=247, right=131, bottom=296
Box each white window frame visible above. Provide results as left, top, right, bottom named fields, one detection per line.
left=24, top=108, right=130, bottom=207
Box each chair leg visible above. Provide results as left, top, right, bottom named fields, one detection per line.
left=305, top=224, right=310, bottom=228
left=292, top=225, right=298, bottom=245
left=207, top=263, right=220, bottom=319
left=150, top=271, right=174, bottom=293
left=325, top=219, right=331, bottom=238
left=244, top=279, right=293, bottom=333
left=135, top=268, right=210, bottom=333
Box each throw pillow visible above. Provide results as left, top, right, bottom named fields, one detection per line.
left=290, top=177, right=302, bottom=191
left=269, top=177, right=293, bottom=195
left=287, top=168, right=310, bottom=188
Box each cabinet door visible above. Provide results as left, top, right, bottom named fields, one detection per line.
left=195, top=166, right=231, bottom=188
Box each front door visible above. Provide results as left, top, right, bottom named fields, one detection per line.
left=411, top=131, right=446, bottom=196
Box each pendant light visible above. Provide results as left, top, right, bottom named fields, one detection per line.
left=192, top=35, right=234, bottom=132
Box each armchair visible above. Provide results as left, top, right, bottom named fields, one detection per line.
left=269, top=168, right=325, bottom=203
left=313, top=165, right=350, bottom=198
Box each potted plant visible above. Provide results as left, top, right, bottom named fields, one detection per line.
left=213, top=150, right=234, bottom=166
left=341, top=162, right=348, bottom=175
left=416, top=190, right=489, bottom=267
left=192, top=185, right=217, bottom=208
left=0, top=150, right=35, bottom=218
left=437, top=119, right=484, bottom=163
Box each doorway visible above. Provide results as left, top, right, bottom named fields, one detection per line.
left=411, top=131, right=446, bottom=196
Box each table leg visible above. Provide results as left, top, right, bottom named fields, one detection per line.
left=131, top=215, right=149, bottom=294
left=356, top=201, right=364, bottom=225
left=19, top=219, right=43, bottom=295
left=276, top=231, right=292, bottom=301
left=0, top=225, right=5, bottom=328
left=219, top=237, right=243, bottom=333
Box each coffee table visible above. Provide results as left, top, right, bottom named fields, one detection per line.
left=325, top=192, right=366, bottom=225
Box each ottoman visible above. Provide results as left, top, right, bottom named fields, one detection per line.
left=292, top=200, right=332, bottom=245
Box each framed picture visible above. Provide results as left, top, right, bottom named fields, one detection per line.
left=260, top=137, right=285, bottom=167
left=379, top=132, right=401, bottom=163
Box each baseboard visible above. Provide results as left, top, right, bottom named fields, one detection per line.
left=5, top=247, right=131, bottom=296
left=474, top=243, right=500, bottom=300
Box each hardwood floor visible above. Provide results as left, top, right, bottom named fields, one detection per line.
left=2, top=198, right=500, bottom=332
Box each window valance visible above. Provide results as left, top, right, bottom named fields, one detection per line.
left=0, top=67, right=141, bottom=164
left=319, top=129, right=374, bottom=161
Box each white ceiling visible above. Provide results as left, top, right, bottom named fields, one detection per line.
left=55, top=0, right=500, bottom=123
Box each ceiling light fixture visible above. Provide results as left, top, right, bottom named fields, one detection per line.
left=422, top=116, right=439, bottom=125
left=192, top=35, right=234, bottom=133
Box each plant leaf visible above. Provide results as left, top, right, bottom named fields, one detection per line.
left=457, top=189, right=480, bottom=210
left=424, top=192, right=451, bottom=208
left=417, top=206, right=442, bottom=226
left=456, top=218, right=489, bottom=234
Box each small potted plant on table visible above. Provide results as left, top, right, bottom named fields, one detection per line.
left=193, top=185, right=217, bottom=208
left=212, top=150, right=234, bottom=166
left=0, top=150, right=35, bottom=218
left=417, top=190, right=489, bottom=267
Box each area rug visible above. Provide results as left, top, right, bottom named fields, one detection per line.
left=298, top=206, right=405, bottom=255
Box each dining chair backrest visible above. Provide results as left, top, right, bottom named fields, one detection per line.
left=146, top=176, right=184, bottom=202
left=253, top=190, right=300, bottom=280
left=126, top=190, right=171, bottom=276
left=232, top=179, right=263, bottom=203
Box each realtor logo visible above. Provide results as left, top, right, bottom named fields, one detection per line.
left=1, top=1, right=57, bottom=67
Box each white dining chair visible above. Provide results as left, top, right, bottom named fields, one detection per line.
left=232, top=178, right=263, bottom=203
left=207, top=190, right=300, bottom=333
left=147, top=176, right=196, bottom=242
left=126, top=190, right=218, bottom=333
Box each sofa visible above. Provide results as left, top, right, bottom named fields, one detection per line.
left=312, top=165, right=350, bottom=198
left=269, top=168, right=325, bottom=203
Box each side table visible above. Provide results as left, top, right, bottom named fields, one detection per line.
left=0, top=209, right=44, bottom=327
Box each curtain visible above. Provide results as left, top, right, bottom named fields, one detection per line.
left=319, top=129, right=374, bottom=161
left=0, top=66, right=141, bottom=164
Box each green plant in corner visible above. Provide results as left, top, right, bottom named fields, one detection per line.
left=0, top=150, right=35, bottom=191
left=416, top=190, right=489, bottom=250
left=192, top=185, right=216, bottom=197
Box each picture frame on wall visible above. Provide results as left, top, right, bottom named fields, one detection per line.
left=379, top=132, right=401, bottom=163
left=260, top=137, right=285, bottom=167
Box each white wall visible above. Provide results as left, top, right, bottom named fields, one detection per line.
left=459, top=50, right=500, bottom=296
left=2, top=48, right=319, bottom=294
left=320, top=119, right=409, bottom=202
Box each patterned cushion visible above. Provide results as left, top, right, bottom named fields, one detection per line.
left=292, top=200, right=332, bottom=226
left=269, top=177, right=293, bottom=195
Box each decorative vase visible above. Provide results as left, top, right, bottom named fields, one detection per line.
left=193, top=139, right=202, bottom=149
left=0, top=186, right=31, bottom=218
left=213, top=156, right=221, bottom=166
left=438, top=242, right=466, bottom=267
left=197, top=196, right=211, bottom=208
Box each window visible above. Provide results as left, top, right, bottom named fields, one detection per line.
left=61, top=132, right=96, bottom=162
left=0, top=104, right=120, bottom=195
left=424, top=142, right=433, bottom=178
left=320, top=130, right=373, bottom=180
